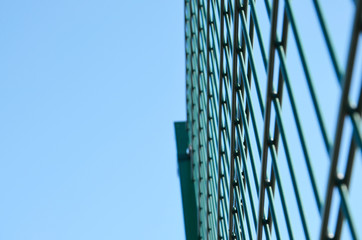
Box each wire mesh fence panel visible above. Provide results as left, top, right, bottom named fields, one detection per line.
left=184, top=0, right=362, bottom=239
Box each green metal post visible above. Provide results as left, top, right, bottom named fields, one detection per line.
left=175, top=121, right=198, bottom=240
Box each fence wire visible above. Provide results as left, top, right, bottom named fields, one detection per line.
left=185, top=0, right=362, bottom=239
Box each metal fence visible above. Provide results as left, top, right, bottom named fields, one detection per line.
left=184, top=0, right=362, bottom=239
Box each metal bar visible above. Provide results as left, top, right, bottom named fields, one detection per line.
left=319, top=0, right=362, bottom=238
left=206, top=1, right=212, bottom=238
left=334, top=83, right=362, bottom=240
left=266, top=7, right=289, bottom=234
left=256, top=0, right=279, bottom=238
left=197, top=0, right=203, bottom=235
left=189, top=0, right=196, bottom=186
left=217, top=0, right=227, bottom=237
left=243, top=0, right=254, bottom=162
left=227, top=0, right=240, bottom=238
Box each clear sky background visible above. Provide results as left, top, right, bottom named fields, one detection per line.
left=0, top=1, right=186, bottom=239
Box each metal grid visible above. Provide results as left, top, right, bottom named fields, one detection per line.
left=185, top=0, right=362, bottom=239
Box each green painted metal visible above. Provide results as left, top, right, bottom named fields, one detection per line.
left=182, top=0, right=362, bottom=239
left=175, top=121, right=198, bottom=240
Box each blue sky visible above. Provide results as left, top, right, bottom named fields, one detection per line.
left=0, top=1, right=186, bottom=239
